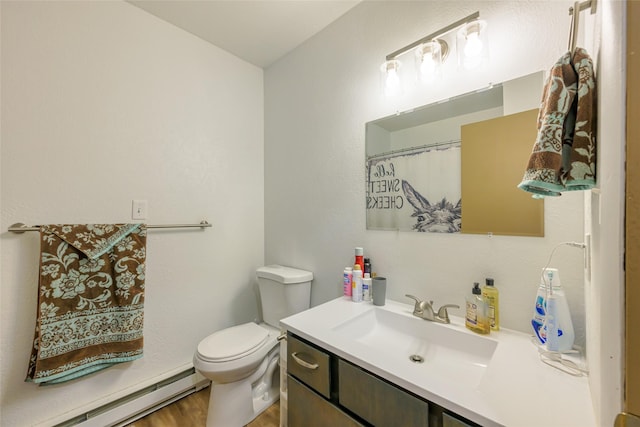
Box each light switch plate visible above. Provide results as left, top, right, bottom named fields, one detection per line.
left=132, top=200, right=148, bottom=220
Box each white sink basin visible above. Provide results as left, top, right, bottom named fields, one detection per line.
left=331, top=307, right=497, bottom=387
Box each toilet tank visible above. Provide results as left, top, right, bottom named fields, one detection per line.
left=256, top=265, right=313, bottom=327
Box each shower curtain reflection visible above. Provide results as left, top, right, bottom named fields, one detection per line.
left=366, top=142, right=461, bottom=232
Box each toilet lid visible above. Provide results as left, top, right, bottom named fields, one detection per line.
left=197, top=322, right=270, bottom=362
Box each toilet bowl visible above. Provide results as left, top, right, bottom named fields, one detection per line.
left=193, top=265, right=313, bottom=427
left=193, top=323, right=281, bottom=427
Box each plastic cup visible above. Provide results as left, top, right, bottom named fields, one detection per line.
left=372, top=277, right=387, bottom=306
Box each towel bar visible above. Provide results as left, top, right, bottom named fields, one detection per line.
left=7, top=221, right=212, bottom=234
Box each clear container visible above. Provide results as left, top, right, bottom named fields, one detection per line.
left=531, top=268, right=574, bottom=352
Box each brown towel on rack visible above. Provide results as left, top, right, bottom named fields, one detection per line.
left=518, top=48, right=597, bottom=197
left=25, top=224, right=147, bottom=384
left=565, top=48, right=597, bottom=189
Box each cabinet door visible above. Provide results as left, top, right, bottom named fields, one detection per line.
left=339, top=359, right=429, bottom=426
left=288, top=375, right=363, bottom=427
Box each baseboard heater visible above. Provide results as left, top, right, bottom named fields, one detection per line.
left=54, top=368, right=210, bottom=427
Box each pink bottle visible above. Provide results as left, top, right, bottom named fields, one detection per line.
left=343, top=267, right=353, bottom=297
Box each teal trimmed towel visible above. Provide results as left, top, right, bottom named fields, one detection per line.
left=26, top=224, right=147, bottom=385
left=518, top=48, right=597, bottom=197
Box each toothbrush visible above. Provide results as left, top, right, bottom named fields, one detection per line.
left=546, top=270, right=560, bottom=351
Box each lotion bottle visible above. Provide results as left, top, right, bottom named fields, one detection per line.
left=352, top=264, right=363, bottom=302
left=343, top=267, right=353, bottom=298
left=466, top=283, right=490, bottom=334
left=362, top=273, right=372, bottom=302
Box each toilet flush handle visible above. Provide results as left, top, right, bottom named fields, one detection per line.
left=291, top=352, right=319, bottom=370
left=277, top=332, right=287, bottom=342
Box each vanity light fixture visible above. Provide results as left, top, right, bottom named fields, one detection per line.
left=380, top=11, right=487, bottom=96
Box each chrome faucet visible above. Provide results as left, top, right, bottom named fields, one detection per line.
left=405, top=294, right=460, bottom=324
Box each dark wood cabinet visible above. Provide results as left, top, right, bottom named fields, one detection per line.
left=288, top=375, right=363, bottom=427
left=338, top=359, right=429, bottom=426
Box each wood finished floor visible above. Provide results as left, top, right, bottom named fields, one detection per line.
left=125, top=386, right=280, bottom=427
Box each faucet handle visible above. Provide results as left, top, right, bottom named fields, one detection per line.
left=405, top=294, right=420, bottom=303
left=436, top=304, right=460, bottom=323
left=405, top=294, right=424, bottom=314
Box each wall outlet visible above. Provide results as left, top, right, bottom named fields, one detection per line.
left=132, top=200, right=148, bottom=220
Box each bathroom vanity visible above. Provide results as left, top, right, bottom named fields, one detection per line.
left=280, top=298, right=595, bottom=427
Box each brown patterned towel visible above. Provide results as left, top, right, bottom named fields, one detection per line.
left=26, top=224, right=147, bottom=384
left=518, top=48, right=597, bottom=197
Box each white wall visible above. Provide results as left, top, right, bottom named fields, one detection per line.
left=0, top=2, right=264, bottom=426
left=264, top=0, right=610, bottom=418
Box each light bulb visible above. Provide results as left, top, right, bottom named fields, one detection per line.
left=380, top=60, right=402, bottom=97
left=457, top=19, right=488, bottom=70
left=415, top=41, right=443, bottom=83
left=420, top=55, right=437, bottom=76
left=464, top=32, right=483, bottom=58
left=385, top=68, right=400, bottom=96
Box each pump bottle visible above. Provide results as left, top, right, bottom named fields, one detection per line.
left=531, top=268, right=574, bottom=352
left=466, top=283, right=490, bottom=334
left=482, top=278, right=500, bottom=331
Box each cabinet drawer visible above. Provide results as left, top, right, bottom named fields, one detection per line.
left=287, top=334, right=331, bottom=398
left=288, top=375, right=363, bottom=427
left=339, top=359, right=429, bottom=426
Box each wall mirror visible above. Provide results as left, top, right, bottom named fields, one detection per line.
left=365, top=72, right=545, bottom=237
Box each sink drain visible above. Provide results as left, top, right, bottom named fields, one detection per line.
left=409, top=354, right=424, bottom=363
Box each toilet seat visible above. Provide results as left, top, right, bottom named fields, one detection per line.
left=197, top=322, right=270, bottom=363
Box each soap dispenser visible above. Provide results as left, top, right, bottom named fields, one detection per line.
left=466, top=283, right=490, bottom=334
left=531, top=268, right=575, bottom=352
left=482, top=278, right=500, bottom=331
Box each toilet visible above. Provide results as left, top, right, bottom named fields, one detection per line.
left=193, top=265, right=313, bottom=427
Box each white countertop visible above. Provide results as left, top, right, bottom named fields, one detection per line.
left=280, top=297, right=595, bottom=427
